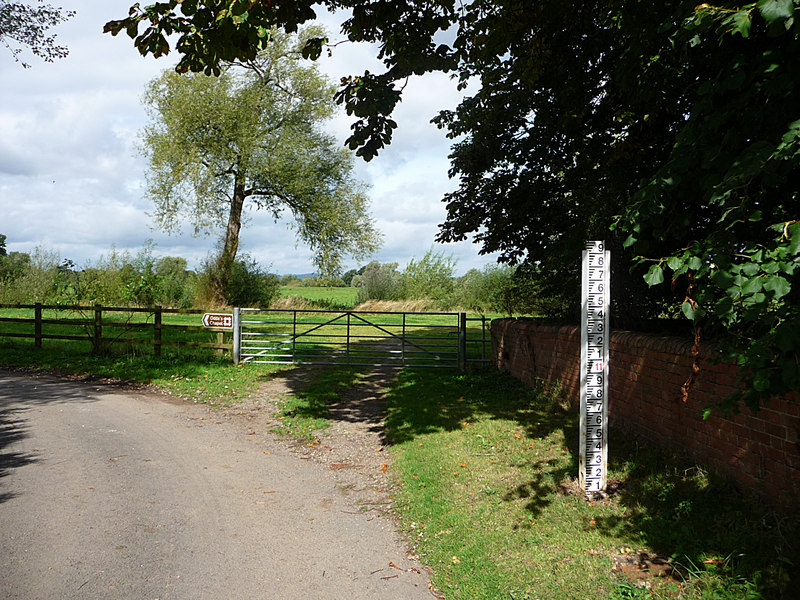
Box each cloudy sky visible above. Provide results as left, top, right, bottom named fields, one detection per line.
left=0, top=1, right=497, bottom=276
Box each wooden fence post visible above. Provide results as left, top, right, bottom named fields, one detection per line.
left=459, top=312, right=467, bottom=372
left=34, top=303, right=42, bottom=348
left=93, top=304, right=102, bottom=354
left=154, top=306, right=162, bottom=357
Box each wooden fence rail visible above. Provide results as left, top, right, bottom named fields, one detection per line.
left=0, top=303, right=231, bottom=356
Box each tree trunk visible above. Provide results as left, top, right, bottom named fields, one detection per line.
left=214, top=178, right=246, bottom=304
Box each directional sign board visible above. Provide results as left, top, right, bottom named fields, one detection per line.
left=202, top=313, right=233, bottom=329
left=580, top=240, right=609, bottom=496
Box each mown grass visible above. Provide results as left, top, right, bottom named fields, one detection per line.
left=0, top=338, right=281, bottom=405
left=382, top=368, right=797, bottom=600
left=278, top=285, right=358, bottom=308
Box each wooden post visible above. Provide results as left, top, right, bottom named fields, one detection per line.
left=216, top=332, right=223, bottom=357
left=34, top=303, right=42, bottom=348
left=481, top=314, right=487, bottom=362
left=459, top=312, right=467, bottom=372
left=93, top=304, right=102, bottom=354
left=154, top=306, right=162, bottom=357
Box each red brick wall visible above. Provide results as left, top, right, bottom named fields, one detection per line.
left=491, top=318, right=800, bottom=506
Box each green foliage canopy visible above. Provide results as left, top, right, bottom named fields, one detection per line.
left=614, top=2, right=800, bottom=409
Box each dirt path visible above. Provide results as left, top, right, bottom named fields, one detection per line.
left=0, top=368, right=431, bottom=600
left=246, top=367, right=402, bottom=514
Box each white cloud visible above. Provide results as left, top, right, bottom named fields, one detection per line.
left=0, top=0, right=496, bottom=276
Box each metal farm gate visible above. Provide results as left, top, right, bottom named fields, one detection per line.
left=231, top=308, right=489, bottom=370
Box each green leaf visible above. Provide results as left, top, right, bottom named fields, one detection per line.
left=667, top=256, right=683, bottom=270
left=644, top=264, right=665, bottom=286
left=728, top=10, right=752, bottom=37
left=711, top=269, right=734, bottom=288
left=742, top=262, right=760, bottom=276
left=681, top=300, right=704, bottom=320
left=753, top=374, right=771, bottom=392
left=743, top=292, right=767, bottom=306
left=687, top=256, right=703, bottom=270
left=758, top=0, right=795, bottom=23
left=741, top=276, right=763, bottom=296
left=789, top=223, right=800, bottom=254
left=764, top=274, right=791, bottom=299
left=715, top=296, right=735, bottom=320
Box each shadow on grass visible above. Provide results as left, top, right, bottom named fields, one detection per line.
left=382, top=366, right=580, bottom=519
left=593, top=432, right=798, bottom=599
left=383, top=365, right=573, bottom=444
left=378, top=365, right=798, bottom=599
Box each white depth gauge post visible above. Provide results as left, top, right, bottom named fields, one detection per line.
left=580, top=240, right=610, bottom=496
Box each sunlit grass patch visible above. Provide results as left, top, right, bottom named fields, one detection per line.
left=0, top=338, right=280, bottom=405
left=383, top=367, right=797, bottom=600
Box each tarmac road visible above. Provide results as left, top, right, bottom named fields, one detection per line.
left=0, top=370, right=431, bottom=600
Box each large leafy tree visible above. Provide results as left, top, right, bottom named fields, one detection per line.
left=140, top=27, right=381, bottom=299
left=617, top=3, right=800, bottom=410
left=0, top=0, right=73, bottom=67
left=109, top=1, right=800, bottom=409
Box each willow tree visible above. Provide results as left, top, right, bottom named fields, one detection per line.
left=140, top=27, right=380, bottom=299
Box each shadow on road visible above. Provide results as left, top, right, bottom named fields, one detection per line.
left=0, top=370, right=110, bottom=503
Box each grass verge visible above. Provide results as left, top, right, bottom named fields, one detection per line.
left=383, top=368, right=797, bottom=600
left=0, top=339, right=281, bottom=405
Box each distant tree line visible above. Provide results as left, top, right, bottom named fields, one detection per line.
left=284, top=248, right=551, bottom=314
left=0, top=237, right=278, bottom=308
left=1, top=237, right=545, bottom=314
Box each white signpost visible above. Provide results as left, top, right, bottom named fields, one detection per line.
left=580, top=240, right=609, bottom=496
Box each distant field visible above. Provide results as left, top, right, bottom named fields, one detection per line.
left=277, top=286, right=357, bottom=307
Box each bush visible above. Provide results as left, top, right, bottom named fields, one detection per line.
left=0, top=251, right=31, bottom=283
left=401, top=248, right=456, bottom=309
left=222, top=254, right=279, bottom=308
left=354, top=261, right=403, bottom=303
left=155, top=256, right=196, bottom=308
left=454, top=264, right=511, bottom=312
left=300, top=275, right=345, bottom=287
left=0, top=246, right=60, bottom=304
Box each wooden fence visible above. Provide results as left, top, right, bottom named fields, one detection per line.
left=0, top=303, right=231, bottom=356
